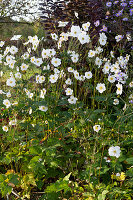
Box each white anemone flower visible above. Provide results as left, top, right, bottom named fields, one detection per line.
left=9, top=60, right=16, bottom=69
left=24, top=88, right=30, bottom=96
left=48, top=49, right=56, bottom=57
left=6, top=91, right=11, bottom=98
left=99, top=32, right=107, bottom=40
left=39, top=106, right=48, bottom=112
left=39, top=76, right=45, bottom=83
left=4, top=46, right=10, bottom=55
left=54, top=68, right=60, bottom=74
left=10, top=46, right=18, bottom=54
left=88, top=50, right=95, bottom=58
left=0, top=41, right=5, bottom=47
left=78, top=32, right=90, bottom=44
left=74, top=71, right=80, bottom=80
left=6, top=77, right=16, bottom=87
left=102, top=62, right=111, bottom=74
left=9, top=119, right=17, bottom=126
left=95, top=46, right=103, bottom=54
left=51, top=57, right=61, bottom=67
left=6, top=55, right=15, bottom=64
left=82, top=23, right=88, bottom=31
left=86, top=22, right=91, bottom=27
left=42, top=49, right=49, bottom=59
left=113, top=99, right=119, bottom=105
left=28, top=92, right=34, bottom=99
left=71, top=54, right=79, bottom=63
left=65, top=88, right=73, bottom=96
left=51, top=33, right=58, bottom=41
left=85, top=71, right=92, bottom=79
left=3, top=99, right=11, bottom=108
left=20, top=63, right=28, bottom=71
left=49, top=74, right=58, bottom=83
left=82, top=22, right=90, bottom=31
left=108, top=75, right=116, bottom=83
left=95, top=57, right=102, bottom=67
left=70, top=25, right=81, bottom=37
left=60, top=32, right=68, bottom=41
left=57, top=40, right=62, bottom=49
left=65, top=78, right=72, bottom=85
left=68, top=96, right=78, bottom=104
left=99, top=38, right=107, bottom=46
left=40, top=88, right=46, bottom=99
left=42, top=88, right=47, bottom=95
left=35, top=58, right=43, bottom=66
left=68, top=67, right=74, bottom=73
left=30, top=56, right=36, bottom=64
left=96, top=83, right=106, bottom=93
left=99, top=33, right=107, bottom=46
left=15, top=72, right=22, bottom=79
left=93, top=125, right=101, bottom=132
left=79, top=75, right=85, bottom=81
left=111, top=63, right=120, bottom=73
left=40, top=90, right=45, bottom=99
left=116, top=83, right=123, bottom=95
left=2, top=126, right=8, bottom=132
left=108, top=146, right=121, bottom=158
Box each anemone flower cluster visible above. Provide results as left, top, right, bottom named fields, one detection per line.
left=0, top=21, right=131, bottom=139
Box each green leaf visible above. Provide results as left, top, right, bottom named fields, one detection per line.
left=45, top=173, right=72, bottom=194
left=98, top=190, right=108, bottom=200
left=1, top=183, right=12, bottom=197
left=100, top=167, right=110, bottom=175
left=126, top=168, right=133, bottom=177
left=29, top=146, right=42, bottom=155
left=102, top=190, right=108, bottom=195
left=94, top=109, right=107, bottom=113
left=63, top=172, right=72, bottom=181
left=50, top=161, right=58, bottom=168
left=126, top=157, right=133, bottom=164
left=8, top=174, right=19, bottom=185
left=98, top=194, right=104, bottom=200
left=36, top=180, right=44, bottom=190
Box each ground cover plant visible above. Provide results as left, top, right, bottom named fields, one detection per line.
left=0, top=2, right=133, bottom=200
